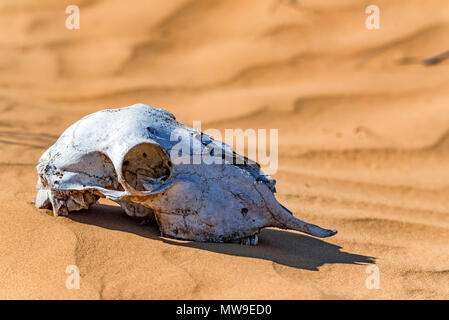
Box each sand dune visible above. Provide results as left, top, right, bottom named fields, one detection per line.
left=0, top=0, right=448, bottom=299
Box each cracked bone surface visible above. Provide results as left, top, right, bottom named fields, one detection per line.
left=35, top=104, right=336, bottom=244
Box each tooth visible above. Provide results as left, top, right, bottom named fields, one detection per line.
left=238, top=234, right=259, bottom=246
left=250, top=234, right=258, bottom=245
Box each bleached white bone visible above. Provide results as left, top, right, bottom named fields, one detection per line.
left=36, top=104, right=337, bottom=244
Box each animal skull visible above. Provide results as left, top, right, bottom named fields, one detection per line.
left=35, top=104, right=337, bottom=245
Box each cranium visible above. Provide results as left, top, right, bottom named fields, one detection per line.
left=35, top=104, right=336, bottom=245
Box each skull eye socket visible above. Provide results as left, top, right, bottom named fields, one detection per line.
left=122, top=143, right=172, bottom=191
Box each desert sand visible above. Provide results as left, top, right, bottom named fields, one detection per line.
left=0, top=0, right=448, bottom=299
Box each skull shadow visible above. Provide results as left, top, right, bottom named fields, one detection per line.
left=68, top=204, right=375, bottom=271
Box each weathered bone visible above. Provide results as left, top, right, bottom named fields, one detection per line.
left=35, top=104, right=336, bottom=245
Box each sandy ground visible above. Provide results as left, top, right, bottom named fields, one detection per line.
left=0, top=0, right=449, bottom=299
